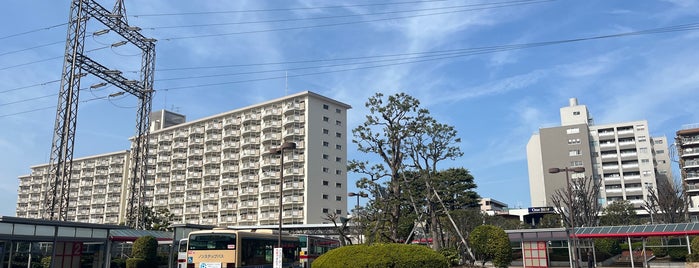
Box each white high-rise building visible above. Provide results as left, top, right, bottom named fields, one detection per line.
left=527, top=98, right=672, bottom=210
left=676, top=124, right=699, bottom=222
left=17, top=91, right=351, bottom=226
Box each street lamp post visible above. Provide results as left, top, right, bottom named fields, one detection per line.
left=548, top=166, right=585, bottom=268
left=270, top=142, right=296, bottom=249
left=347, top=192, right=368, bottom=212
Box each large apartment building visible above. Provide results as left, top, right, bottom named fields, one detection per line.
left=17, top=91, right=351, bottom=226
left=527, top=98, right=672, bottom=210
left=677, top=124, right=699, bottom=221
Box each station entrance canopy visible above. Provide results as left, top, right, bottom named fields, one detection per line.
left=574, top=223, right=699, bottom=238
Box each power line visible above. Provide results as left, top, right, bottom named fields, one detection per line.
left=0, top=23, right=67, bottom=40
left=154, top=22, right=699, bottom=90
left=0, top=93, right=110, bottom=118
left=0, top=80, right=60, bottom=94
left=160, top=0, right=552, bottom=41
left=0, top=0, right=548, bottom=69
left=4, top=22, right=699, bottom=108
left=131, top=0, right=449, bottom=17
left=141, top=0, right=542, bottom=30
left=0, top=45, right=111, bottom=72
left=0, top=41, right=65, bottom=58
left=0, top=93, right=56, bottom=107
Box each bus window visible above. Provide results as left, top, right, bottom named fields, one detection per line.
left=188, top=234, right=236, bottom=250
left=176, top=239, right=187, bottom=268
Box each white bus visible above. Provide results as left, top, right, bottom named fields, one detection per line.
left=177, top=238, right=188, bottom=268
left=186, top=229, right=300, bottom=268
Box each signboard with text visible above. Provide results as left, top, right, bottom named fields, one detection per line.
left=273, top=248, right=282, bottom=268
left=528, top=207, right=555, bottom=213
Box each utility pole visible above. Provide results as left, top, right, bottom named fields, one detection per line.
left=43, top=0, right=156, bottom=230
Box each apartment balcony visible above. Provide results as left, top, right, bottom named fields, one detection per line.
left=283, top=181, right=304, bottom=190
left=605, top=188, right=623, bottom=194
left=224, top=129, right=241, bottom=137
left=242, top=114, right=259, bottom=123
left=189, top=149, right=204, bottom=157
left=205, top=134, right=222, bottom=143
left=601, top=153, right=618, bottom=159
left=683, top=161, right=699, bottom=169
left=681, top=148, right=699, bottom=158
left=260, top=199, right=279, bottom=207
left=224, top=117, right=241, bottom=126
left=202, top=205, right=219, bottom=212
left=623, top=174, right=641, bottom=180
left=629, top=199, right=644, bottom=206
left=604, top=177, right=621, bottom=183
left=602, top=165, right=619, bottom=170
left=185, top=207, right=201, bottom=214
left=206, top=122, right=222, bottom=130
left=283, top=196, right=304, bottom=204
left=621, top=163, right=639, bottom=169
left=261, top=133, right=281, bottom=142
left=242, top=137, right=260, bottom=145
left=218, top=186, right=236, bottom=195
left=240, top=201, right=258, bottom=209
left=600, top=142, right=616, bottom=148
left=283, top=210, right=304, bottom=218
left=618, top=140, right=636, bottom=147
left=222, top=216, right=237, bottom=223
left=206, top=145, right=222, bottom=152
left=284, top=128, right=305, bottom=136
left=167, top=183, right=184, bottom=192
left=284, top=102, right=303, bottom=113
left=619, top=152, right=638, bottom=159
left=617, top=128, right=634, bottom=136
left=242, top=126, right=260, bottom=135
left=240, top=188, right=259, bottom=196
left=262, top=121, right=281, bottom=130
left=680, top=135, right=699, bottom=145
left=625, top=187, right=643, bottom=193
left=284, top=167, right=304, bottom=176
left=599, top=131, right=615, bottom=137
left=263, top=108, right=281, bottom=117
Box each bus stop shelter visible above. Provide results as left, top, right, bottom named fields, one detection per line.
left=507, top=223, right=699, bottom=268
left=0, top=216, right=126, bottom=268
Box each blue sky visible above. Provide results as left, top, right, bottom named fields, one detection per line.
left=1, top=0, right=698, bottom=217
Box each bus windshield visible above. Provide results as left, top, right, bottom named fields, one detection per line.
left=177, top=239, right=187, bottom=253
left=188, top=233, right=236, bottom=250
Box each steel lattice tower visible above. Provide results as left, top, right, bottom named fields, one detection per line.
left=43, top=0, right=156, bottom=229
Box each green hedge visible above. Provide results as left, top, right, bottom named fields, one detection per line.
left=125, top=258, right=147, bottom=268
left=312, top=243, right=449, bottom=268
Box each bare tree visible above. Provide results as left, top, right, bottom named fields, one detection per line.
left=643, top=177, right=688, bottom=223
left=550, top=175, right=601, bottom=227
left=323, top=212, right=353, bottom=246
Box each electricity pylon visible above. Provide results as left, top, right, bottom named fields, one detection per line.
left=43, top=0, right=156, bottom=230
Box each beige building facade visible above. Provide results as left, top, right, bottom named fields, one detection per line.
left=527, top=98, right=672, bottom=210
left=17, top=91, right=351, bottom=226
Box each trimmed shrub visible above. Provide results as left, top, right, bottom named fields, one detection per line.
left=668, top=247, right=688, bottom=261
left=469, top=225, right=512, bottom=267
left=111, top=258, right=126, bottom=268
left=688, top=237, right=699, bottom=262
left=41, top=257, right=51, bottom=268
left=125, top=258, right=147, bottom=268
left=594, top=238, right=621, bottom=259
left=437, top=247, right=461, bottom=266
left=646, top=237, right=667, bottom=257
left=131, top=236, right=158, bottom=267
left=312, top=243, right=449, bottom=268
